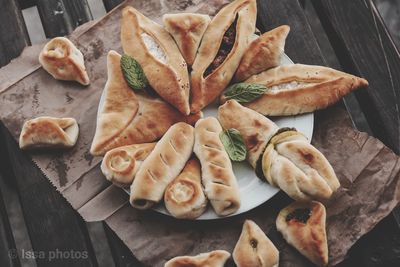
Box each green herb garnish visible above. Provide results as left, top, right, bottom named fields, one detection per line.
left=223, top=83, right=268, bottom=103
left=120, top=54, right=148, bottom=91
left=219, top=128, right=247, bottom=162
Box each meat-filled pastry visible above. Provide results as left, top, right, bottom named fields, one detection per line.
left=234, top=25, right=290, bottom=82
left=233, top=220, right=279, bottom=267
left=163, top=13, right=211, bottom=66
left=121, top=7, right=190, bottom=115
left=190, top=0, right=257, bottom=113
left=243, top=64, right=369, bottom=116
left=90, top=51, right=201, bottom=156
left=39, top=37, right=90, bottom=85
left=130, top=122, right=194, bottom=209
left=277, top=201, right=328, bottom=266
left=165, top=250, right=230, bottom=267
left=19, top=117, right=79, bottom=150
left=101, top=143, right=156, bottom=187
left=164, top=158, right=207, bottom=219
left=194, top=117, right=240, bottom=216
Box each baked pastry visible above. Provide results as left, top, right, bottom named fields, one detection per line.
left=277, top=201, right=328, bottom=266
left=234, top=25, right=290, bottom=82
left=39, top=37, right=90, bottom=85
left=101, top=143, right=156, bottom=187
left=218, top=100, right=279, bottom=168
left=242, top=64, right=369, bottom=116
left=165, top=250, right=230, bottom=267
left=121, top=7, right=190, bottom=115
left=130, top=122, right=194, bottom=209
left=164, top=157, right=207, bottom=219
left=194, top=117, right=240, bottom=216
left=233, top=220, right=279, bottom=267
left=90, top=51, right=201, bottom=156
left=19, top=117, right=79, bottom=150
left=163, top=13, right=211, bottom=66
left=190, top=0, right=257, bottom=113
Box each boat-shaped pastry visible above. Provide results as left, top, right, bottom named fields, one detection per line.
left=165, top=250, right=230, bottom=267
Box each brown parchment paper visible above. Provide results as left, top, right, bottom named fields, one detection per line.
left=0, top=0, right=399, bottom=266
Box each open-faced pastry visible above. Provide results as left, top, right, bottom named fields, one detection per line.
left=163, top=13, right=211, bottom=66
left=165, top=250, right=230, bottom=267
left=194, top=117, right=240, bottom=216
left=164, top=157, right=207, bottom=219
left=190, top=0, right=257, bottom=113
left=130, top=122, right=194, bottom=209
left=234, top=25, right=290, bottom=82
left=101, top=143, right=156, bottom=187
left=19, top=117, right=79, bottom=150
left=242, top=64, right=369, bottom=116
left=233, top=220, right=279, bottom=267
left=121, top=7, right=190, bottom=115
left=39, top=37, right=90, bottom=85
left=90, top=51, right=201, bottom=156
left=277, top=201, right=328, bottom=266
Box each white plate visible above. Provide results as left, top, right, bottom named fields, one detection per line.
left=101, top=54, right=314, bottom=220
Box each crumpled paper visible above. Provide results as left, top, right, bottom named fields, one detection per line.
left=0, top=0, right=399, bottom=266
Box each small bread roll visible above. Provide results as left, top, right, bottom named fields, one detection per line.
left=233, top=220, right=279, bottom=267
left=19, top=117, right=79, bottom=150
left=164, top=158, right=207, bottom=219
left=39, top=37, right=90, bottom=85
left=165, top=250, right=230, bottom=267
left=101, top=143, right=156, bottom=187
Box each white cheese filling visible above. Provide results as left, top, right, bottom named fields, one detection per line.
left=141, top=32, right=167, bottom=64
left=269, top=81, right=315, bottom=92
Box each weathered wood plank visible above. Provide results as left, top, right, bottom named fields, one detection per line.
left=18, top=0, right=36, bottom=9
left=102, top=0, right=124, bottom=12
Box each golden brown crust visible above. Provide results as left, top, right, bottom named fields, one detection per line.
left=130, top=122, right=195, bottom=209
left=163, top=13, right=211, bottom=66
left=234, top=25, right=290, bottom=82
left=190, top=0, right=257, bottom=113
left=121, top=7, right=190, bottom=115
left=90, top=51, right=201, bottom=156
left=39, top=37, right=90, bottom=85
left=276, top=201, right=328, bottom=266
left=164, top=157, right=207, bottom=219
left=243, top=64, right=369, bottom=116
left=233, top=220, right=279, bottom=267
left=164, top=250, right=231, bottom=267
left=19, top=117, right=79, bottom=150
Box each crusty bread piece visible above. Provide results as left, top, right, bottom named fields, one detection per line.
left=39, top=37, right=90, bottom=85
left=19, top=117, right=79, bottom=150
left=193, top=117, right=240, bottom=216
left=130, top=122, right=194, bottom=209
left=165, top=250, right=230, bottom=267
left=277, top=201, right=328, bottom=266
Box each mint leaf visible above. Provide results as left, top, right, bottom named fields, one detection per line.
left=223, top=83, right=268, bottom=103
left=219, top=128, right=247, bottom=162
left=120, top=54, right=148, bottom=91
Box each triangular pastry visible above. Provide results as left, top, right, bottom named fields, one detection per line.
left=234, top=25, right=290, bottom=82
left=39, top=37, right=90, bottom=85
left=121, top=6, right=190, bottom=115
left=163, top=13, right=211, bottom=66
left=277, top=201, right=328, bottom=266
left=90, top=51, right=201, bottom=156
left=233, top=220, right=279, bottom=267
left=165, top=250, right=231, bottom=267
left=190, top=0, right=257, bottom=113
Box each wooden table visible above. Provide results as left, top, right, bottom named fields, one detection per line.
left=0, top=0, right=399, bottom=266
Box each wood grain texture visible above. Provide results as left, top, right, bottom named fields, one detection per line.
left=102, top=0, right=124, bottom=12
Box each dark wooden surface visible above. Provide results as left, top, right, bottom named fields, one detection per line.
left=0, top=0, right=399, bottom=266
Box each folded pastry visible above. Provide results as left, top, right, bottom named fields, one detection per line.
left=218, top=100, right=340, bottom=201
left=101, top=143, right=156, bottom=187
left=39, top=37, right=90, bottom=85
left=243, top=64, right=369, bottom=116
left=233, top=220, right=279, bottom=267
left=218, top=100, right=279, bottom=168
left=194, top=117, right=240, bottom=216
left=234, top=25, right=290, bottom=82
left=121, top=7, right=190, bottom=115
left=164, top=157, right=207, bottom=219
left=130, top=122, right=194, bottom=209
left=90, top=51, right=201, bottom=156
left=190, top=0, right=257, bottom=113
left=165, top=250, right=231, bottom=267
left=277, top=201, right=328, bottom=266
left=163, top=13, right=211, bottom=66
left=19, top=117, right=79, bottom=150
